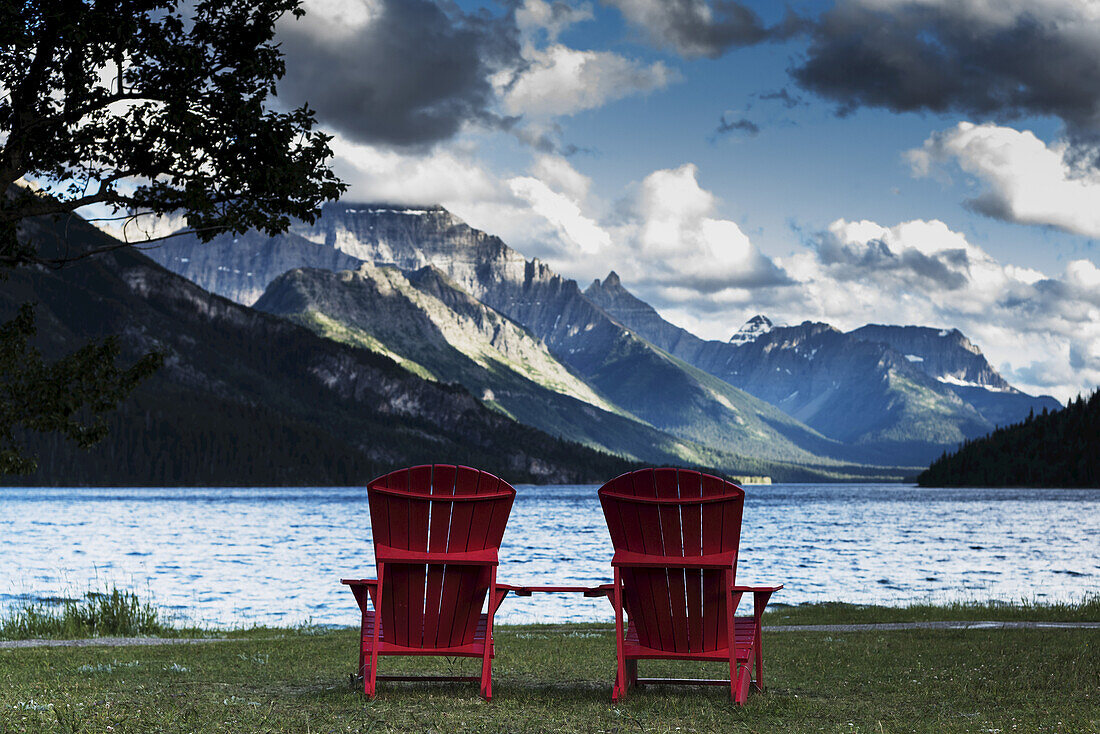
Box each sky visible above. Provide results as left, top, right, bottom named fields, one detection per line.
left=269, top=0, right=1100, bottom=403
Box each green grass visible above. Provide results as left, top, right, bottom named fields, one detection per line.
left=1, top=622, right=1096, bottom=733
left=0, top=587, right=192, bottom=641
left=1, top=596, right=1098, bottom=732
left=764, top=594, right=1100, bottom=625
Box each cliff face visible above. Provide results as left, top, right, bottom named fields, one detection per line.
left=847, top=324, right=1011, bottom=390
left=584, top=271, right=709, bottom=362
left=145, top=229, right=362, bottom=305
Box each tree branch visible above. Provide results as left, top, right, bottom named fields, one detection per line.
left=0, top=223, right=229, bottom=269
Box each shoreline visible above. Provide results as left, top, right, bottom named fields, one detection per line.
left=5, top=618, right=1100, bottom=650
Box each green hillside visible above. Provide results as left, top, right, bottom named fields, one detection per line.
left=253, top=264, right=704, bottom=466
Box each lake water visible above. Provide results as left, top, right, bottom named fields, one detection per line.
left=1, top=484, right=1097, bottom=626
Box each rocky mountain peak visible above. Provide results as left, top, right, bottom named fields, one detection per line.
left=729, top=315, right=774, bottom=346
left=848, top=324, right=1010, bottom=390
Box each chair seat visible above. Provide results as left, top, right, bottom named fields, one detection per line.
left=359, top=609, right=492, bottom=658
left=622, top=616, right=757, bottom=661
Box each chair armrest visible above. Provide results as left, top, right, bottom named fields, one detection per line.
left=730, top=584, right=782, bottom=621
left=341, top=578, right=379, bottom=587
left=341, top=579, right=379, bottom=613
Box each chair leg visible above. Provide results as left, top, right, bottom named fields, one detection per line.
left=365, top=569, right=383, bottom=698
left=732, top=662, right=751, bottom=705
left=612, top=569, right=628, bottom=702
left=725, top=572, right=745, bottom=704
left=480, top=568, right=497, bottom=701
left=625, top=659, right=639, bottom=689
left=357, top=611, right=367, bottom=680
left=480, top=654, right=493, bottom=701
left=753, top=635, right=765, bottom=693
left=751, top=589, right=773, bottom=694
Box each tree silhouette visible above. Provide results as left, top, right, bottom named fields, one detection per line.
left=0, top=0, right=345, bottom=472
left=919, top=389, right=1099, bottom=487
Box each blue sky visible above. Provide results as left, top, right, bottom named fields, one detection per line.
left=272, top=0, right=1100, bottom=401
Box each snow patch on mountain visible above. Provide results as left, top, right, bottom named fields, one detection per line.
left=937, top=374, right=1013, bottom=392
left=729, top=315, right=774, bottom=346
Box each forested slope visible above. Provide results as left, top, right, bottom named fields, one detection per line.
left=918, top=390, right=1099, bottom=487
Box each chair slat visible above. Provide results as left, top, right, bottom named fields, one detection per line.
left=678, top=471, right=705, bottom=652
left=654, top=469, right=688, bottom=652
left=433, top=467, right=481, bottom=646
left=454, top=566, right=488, bottom=645
left=453, top=465, right=482, bottom=497
left=636, top=471, right=679, bottom=652
left=406, top=495, right=430, bottom=646
left=381, top=493, right=408, bottom=645
left=703, top=568, right=724, bottom=651
left=485, top=498, right=512, bottom=550
left=700, top=473, right=726, bottom=555
left=423, top=466, right=456, bottom=647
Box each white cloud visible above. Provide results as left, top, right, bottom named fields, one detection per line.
left=328, top=134, right=501, bottom=206
left=325, top=129, right=1097, bottom=402
left=294, top=0, right=380, bottom=38
left=529, top=154, right=592, bottom=201
left=498, top=160, right=789, bottom=295
left=515, top=0, right=594, bottom=41
left=500, top=44, right=679, bottom=118
left=908, top=122, right=1100, bottom=237
left=509, top=176, right=611, bottom=254
left=762, top=218, right=1100, bottom=401
left=628, top=164, right=789, bottom=290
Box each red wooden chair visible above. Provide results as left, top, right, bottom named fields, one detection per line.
left=596, top=468, right=782, bottom=705
left=341, top=465, right=518, bottom=700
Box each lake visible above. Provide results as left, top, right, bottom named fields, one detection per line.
left=1, top=484, right=1097, bottom=626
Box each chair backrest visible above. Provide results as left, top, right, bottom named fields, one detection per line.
left=367, top=464, right=515, bottom=649
left=599, top=468, right=745, bottom=653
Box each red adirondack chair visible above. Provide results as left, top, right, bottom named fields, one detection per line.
left=341, top=465, right=517, bottom=700
left=596, top=468, right=782, bottom=704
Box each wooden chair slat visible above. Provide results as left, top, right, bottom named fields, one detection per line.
left=678, top=470, right=704, bottom=652
left=423, top=467, right=456, bottom=646
left=653, top=470, right=688, bottom=651
left=453, top=465, right=481, bottom=496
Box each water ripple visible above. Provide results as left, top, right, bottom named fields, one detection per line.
left=0, top=483, right=1097, bottom=626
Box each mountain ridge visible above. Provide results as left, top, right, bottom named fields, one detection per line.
left=145, top=202, right=1056, bottom=470
left=585, top=271, right=1059, bottom=462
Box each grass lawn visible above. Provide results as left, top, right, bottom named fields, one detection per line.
left=2, top=601, right=1097, bottom=733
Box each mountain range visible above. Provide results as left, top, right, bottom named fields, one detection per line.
left=1, top=211, right=639, bottom=486
left=143, top=202, right=1059, bottom=475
